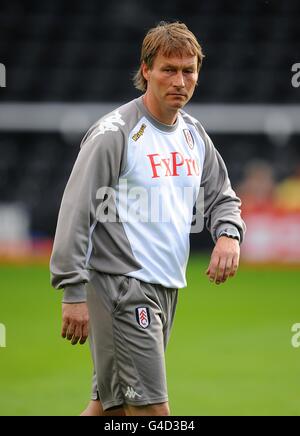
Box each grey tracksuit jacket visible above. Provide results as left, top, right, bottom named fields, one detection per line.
left=50, top=96, right=246, bottom=302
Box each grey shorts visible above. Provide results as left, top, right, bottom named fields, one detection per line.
left=86, top=270, right=178, bottom=411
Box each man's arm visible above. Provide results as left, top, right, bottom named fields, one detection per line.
left=50, top=126, right=125, bottom=343
left=50, top=128, right=125, bottom=297
left=198, top=125, right=246, bottom=284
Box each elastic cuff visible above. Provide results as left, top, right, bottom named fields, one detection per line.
left=63, top=284, right=87, bottom=303
left=215, top=223, right=240, bottom=242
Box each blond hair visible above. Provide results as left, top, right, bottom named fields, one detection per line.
left=133, top=21, right=204, bottom=92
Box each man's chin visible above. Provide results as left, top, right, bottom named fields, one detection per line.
left=170, top=101, right=186, bottom=110
left=166, top=98, right=187, bottom=110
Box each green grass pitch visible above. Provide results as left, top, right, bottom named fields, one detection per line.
left=0, top=255, right=299, bottom=416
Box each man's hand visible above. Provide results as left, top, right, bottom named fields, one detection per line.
left=206, top=236, right=240, bottom=285
left=62, top=303, right=89, bottom=345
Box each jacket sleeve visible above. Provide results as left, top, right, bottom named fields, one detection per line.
left=50, top=127, right=125, bottom=302
left=199, top=125, right=246, bottom=243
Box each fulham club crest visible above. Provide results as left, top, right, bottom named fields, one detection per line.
left=183, top=129, right=194, bottom=149
left=136, top=307, right=151, bottom=329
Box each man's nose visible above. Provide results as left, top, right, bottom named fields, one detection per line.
left=173, top=71, right=185, bottom=88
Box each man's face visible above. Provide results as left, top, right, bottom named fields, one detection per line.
left=142, top=51, right=199, bottom=112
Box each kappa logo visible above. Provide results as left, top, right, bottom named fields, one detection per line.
left=183, top=129, right=194, bottom=149
left=132, top=123, right=147, bottom=142
left=136, top=307, right=150, bottom=329
left=125, top=386, right=142, bottom=400
left=91, top=110, right=125, bottom=139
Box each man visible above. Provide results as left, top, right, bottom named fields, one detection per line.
left=50, top=21, right=246, bottom=417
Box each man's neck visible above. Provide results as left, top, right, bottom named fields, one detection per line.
left=142, top=94, right=178, bottom=126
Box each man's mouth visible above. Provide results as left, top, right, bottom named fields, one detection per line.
left=167, top=93, right=187, bottom=97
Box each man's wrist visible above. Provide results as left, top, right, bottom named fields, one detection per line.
left=217, top=226, right=240, bottom=243
left=63, top=284, right=87, bottom=304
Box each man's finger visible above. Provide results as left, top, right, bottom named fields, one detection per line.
left=61, top=320, right=69, bottom=339
left=71, top=325, right=82, bottom=346
left=80, top=323, right=89, bottom=345
left=207, top=255, right=220, bottom=283
left=230, top=253, right=240, bottom=277
left=66, top=323, right=75, bottom=341
left=221, top=257, right=233, bottom=283
left=216, top=257, right=227, bottom=284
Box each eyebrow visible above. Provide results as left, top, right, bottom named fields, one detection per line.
left=162, top=63, right=197, bottom=69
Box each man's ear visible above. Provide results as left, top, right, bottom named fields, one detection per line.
left=141, top=62, right=150, bottom=82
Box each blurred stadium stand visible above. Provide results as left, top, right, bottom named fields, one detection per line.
left=0, top=0, right=300, bottom=103
left=0, top=0, right=299, bottom=259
